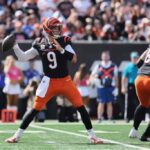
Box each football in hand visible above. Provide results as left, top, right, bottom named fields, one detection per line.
left=1, top=33, right=16, bottom=52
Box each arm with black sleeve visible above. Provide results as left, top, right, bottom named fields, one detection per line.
left=136, top=49, right=148, bottom=68
left=60, top=44, right=77, bottom=63
left=51, top=36, right=77, bottom=63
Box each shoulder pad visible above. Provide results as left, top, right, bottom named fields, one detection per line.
left=63, top=36, right=72, bottom=45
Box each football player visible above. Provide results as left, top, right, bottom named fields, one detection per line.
left=129, top=46, right=150, bottom=141
left=5, top=18, right=103, bottom=144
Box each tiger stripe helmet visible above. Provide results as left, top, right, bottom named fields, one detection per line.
left=42, top=17, right=62, bottom=38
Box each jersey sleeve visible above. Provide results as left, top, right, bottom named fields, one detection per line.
left=64, top=36, right=72, bottom=45
left=32, top=37, right=43, bottom=52
left=63, top=36, right=75, bottom=61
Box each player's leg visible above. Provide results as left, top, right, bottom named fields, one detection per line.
left=141, top=122, right=150, bottom=141
left=5, top=77, right=55, bottom=143
left=129, top=76, right=149, bottom=138
left=5, top=96, right=46, bottom=143
left=129, top=105, right=147, bottom=138
left=60, top=77, right=103, bottom=144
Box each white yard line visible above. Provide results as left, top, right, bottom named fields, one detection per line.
left=79, top=130, right=120, bottom=134
left=30, top=124, right=150, bottom=150
left=0, top=120, right=147, bottom=126
left=0, top=130, right=45, bottom=134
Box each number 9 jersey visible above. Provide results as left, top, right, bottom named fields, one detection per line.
left=32, top=36, right=75, bottom=78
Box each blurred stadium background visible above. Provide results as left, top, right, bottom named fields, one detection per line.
left=0, top=0, right=150, bottom=149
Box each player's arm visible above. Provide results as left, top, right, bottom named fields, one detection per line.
left=53, top=38, right=77, bottom=63
left=13, top=43, right=39, bottom=61
left=63, top=44, right=77, bottom=64
left=136, top=49, right=148, bottom=68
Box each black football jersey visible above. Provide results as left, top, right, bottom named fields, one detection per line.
left=32, top=36, right=74, bottom=78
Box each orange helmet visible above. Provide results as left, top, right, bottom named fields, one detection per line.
left=42, top=17, right=62, bottom=38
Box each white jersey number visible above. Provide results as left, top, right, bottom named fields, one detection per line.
left=47, top=52, right=57, bottom=69
left=145, top=50, right=150, bottom=63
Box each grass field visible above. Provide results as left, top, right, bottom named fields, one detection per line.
left=0, top=120, right=150, bottom=150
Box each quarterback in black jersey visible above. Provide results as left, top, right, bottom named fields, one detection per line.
left=5, top=18, right=103, bottom=144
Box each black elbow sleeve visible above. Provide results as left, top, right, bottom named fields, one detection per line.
left=136, top=59, right=144, bottom=68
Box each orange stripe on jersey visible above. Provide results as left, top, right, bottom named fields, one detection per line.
left=64, top=36, right=70, bottom=43
left=64, top=36, right=67, bottom=43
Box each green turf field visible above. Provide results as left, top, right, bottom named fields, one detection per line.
left=0, top=121, right=150, bottom=150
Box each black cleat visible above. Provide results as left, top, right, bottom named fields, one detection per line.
left=140, top=135, right=150, bottom=142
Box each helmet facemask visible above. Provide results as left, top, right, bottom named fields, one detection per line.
left=50, top=24, right=62, bottom=39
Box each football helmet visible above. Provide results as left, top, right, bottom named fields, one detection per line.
left=42, top=17, right=62, bottom=39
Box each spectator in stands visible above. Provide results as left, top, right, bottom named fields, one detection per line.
left=23, top=77, right=45, bottom=122
left=92, top=19, right=102, bottom=40
left=73, top=0, right=92, bottom=18
left=22, top=0, right=39, bottom=17
left=101, top=24, right=118, bottom=40
left=0, top=0, right=150, bottom=41
left=53, top=1, right=74, bottom=23
left=0, top=62, right=6, bottom=118
left=37, top=0, right=57, bottom=19
left=30, top=23, right=42, bottom=39
left=14, top=10, right=24, bottom=23
left=6, top=17, right=15, bottom=35
left=21, top=16, right=34, bottom=37
left=3, top=55, right=23, bottom=111
left=17, top=61, right=41, bottom=119
left=23, top=77, right=39, bottom=108
left=121, top=20, right=135, bottom=41
left=121, top=52, right=139, bottom=122
left=0, top=24, right=6, bottom=39
left=147, top=31, right=150, bottom=43
left=67, top=20, right=84, bottom=40
left=0, top=10, right=6, bottom=24
left=23, top=61, right=41, bottom=87
left=83, top=24, right=97, bottom=41
left=14, top=21, right=28, bottom=40
left=91, top=51, right=118, bottom=122
left=74, top=63, right=90, bottom=110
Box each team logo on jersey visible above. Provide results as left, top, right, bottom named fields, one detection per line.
left=40, top=44, right=46, bottom=50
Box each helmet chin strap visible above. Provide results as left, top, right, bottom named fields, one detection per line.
left=42, top=30, right=54, bottom=44
left=42, top=31, right=50, bottom=41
